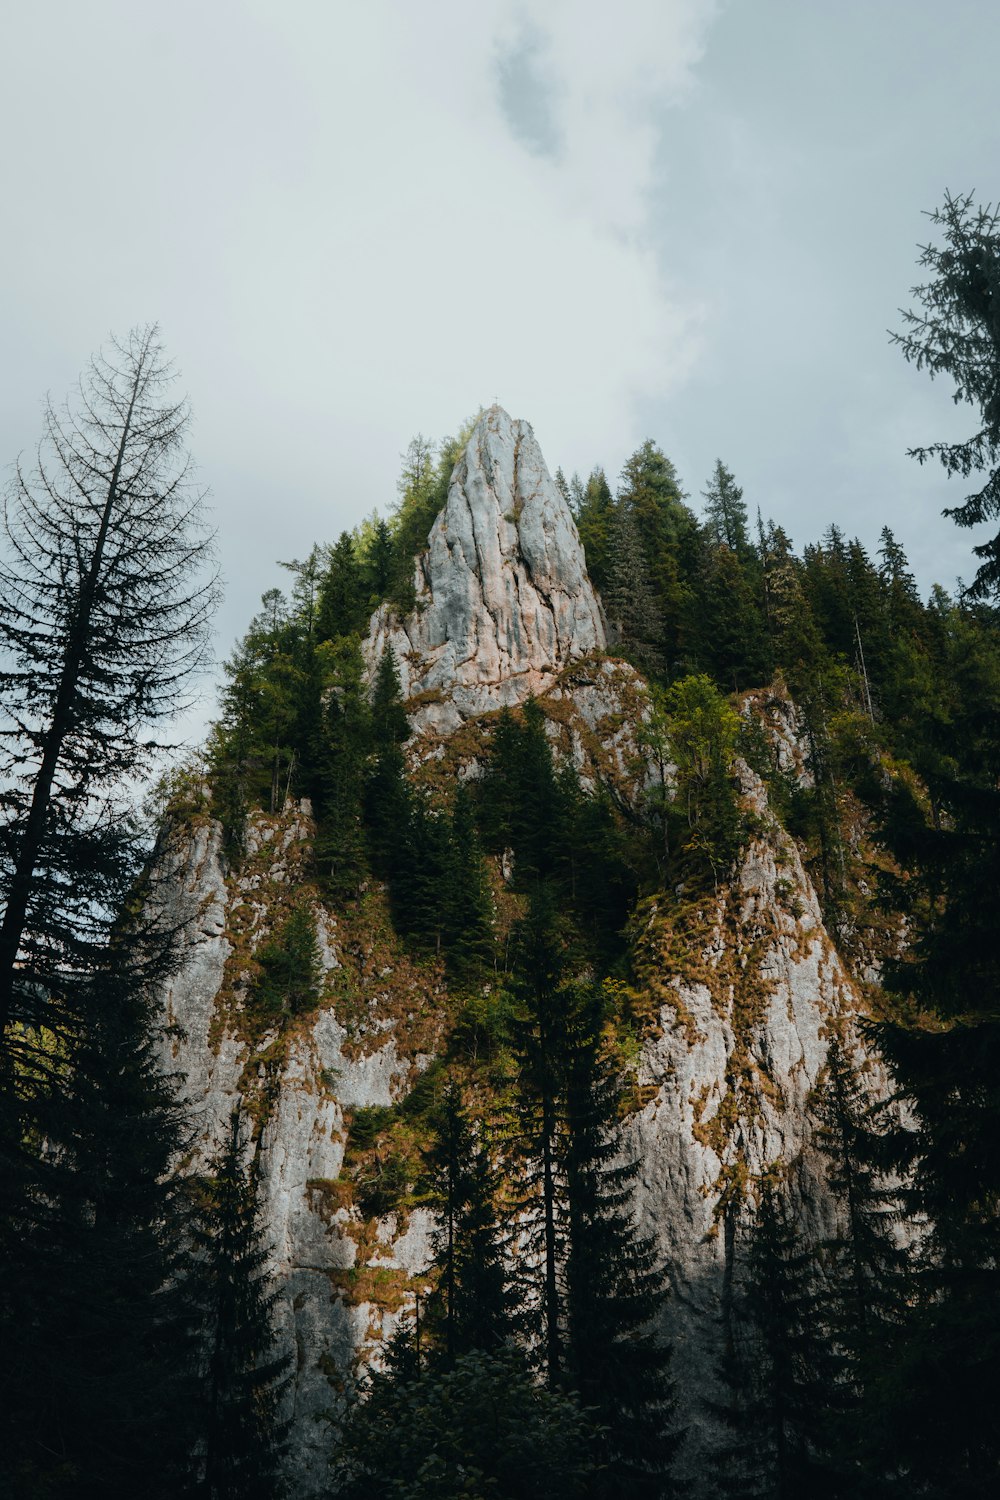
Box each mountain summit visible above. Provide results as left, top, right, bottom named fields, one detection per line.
left=367, top=406, right=606, bottom=732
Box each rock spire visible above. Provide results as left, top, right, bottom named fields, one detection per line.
left=366, top=406, right=606, bottom=732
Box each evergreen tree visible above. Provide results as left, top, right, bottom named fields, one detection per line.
left=702, top=459, right=750, bottom=554
left=505, top=892, right=573, bottom=1388
left=663, top=674, right=742, bottom=884
left=572, top=466, right=616, bottom=591
left=252, top=899, right=322, bottom=1021
left=317, top=532, right=365, bottom=642
left=313, top=634, right=371, bottom=897
left=891, top=191, right=1000, bottom=597
left=871, top=694, right=1000, bottom=1496
left=714, top=1176, right=837, bottom=1500
left=810, top=1036, right=912, bottom=1492
left=334, top=1344, right=598, bottom=1500
left=564, top=994, right=679, bottom=1497
left=617, top=441, right=700, bottom=670
left=0, top=926, right=201, bottom=1498
left=365, top=646, right=413, bottom=882
left=477, top=700, right=565, bottom=890
left=694, top=542, right=770, bottom=692
left=211, top=589, right=306, bottom=822
left=604, top=496, right=665, bottom=677
left=423, top=1080, right=512, bottom=1361
left=360, top=515, right=393, bottom=603
left=195, top=1108, right=291, bottom=1500
left=0, top=325, right=218, bottom=1042
left=442, top=786, right=495, bottom=979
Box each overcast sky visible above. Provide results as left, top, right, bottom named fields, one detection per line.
left=2, top=0, right=998, bottom=736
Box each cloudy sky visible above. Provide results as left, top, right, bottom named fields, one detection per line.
left=2, top=0, right=998, bottom=729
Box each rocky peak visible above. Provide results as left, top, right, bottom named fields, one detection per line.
left=366, top=406, right=606, bottom=733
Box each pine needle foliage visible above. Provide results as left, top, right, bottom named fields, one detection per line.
left=193, top=1108, right=291, bottom=1500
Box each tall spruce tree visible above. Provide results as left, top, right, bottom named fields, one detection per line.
left=313, top=634, right=371, bottom=897
left=564, top=993, right=679, bottom=1498
left=810, top=1036, right=912, bottom=1493
left=0, top=920, right=201, bottom=1499
left=892, top=191, right=1000, bottom=597
left=702, top=460, right=750, bottom=555
left=195, top=1108, right=291, bottom=1500
left=423, top=1080, right=512, bottom=1361
left=713, top=1175, right=837, bottom=1500
left=604, top=497, right=665, bottom=677
left=506, top=891, right=573, bottom=1388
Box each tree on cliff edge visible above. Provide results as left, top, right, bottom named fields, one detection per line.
left=0, top=325, right=218, bottom=1043
left=892, top=191, right=1000, bottom=598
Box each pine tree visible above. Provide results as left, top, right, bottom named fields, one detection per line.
left=810, top=1036, right=912, bottom=1491
left=506, top=891, right=574, bottom=1388
left=702, top=459, right=750, bottom=554
left=442, top=786, right=495, bottom=979
left=423, top=1080, right=512, bottom=1361
left=891, top=191, right=1000, bottom=597
left=195, top=1108, right=291, bottom=1500
left=316, top=532, right=365, bottom=642
left=662, top=674, right=742, bottom=885
left=871, top=689, right=1000, bottom=1497
left=252, top=899, right=322, bottom=1021
left=0, top=325, right=218, bottom=1042
left=617, top=440, right=700, bottom=670
left=572, top=466, right=616, bottom=591
left=0, top=924, right=201, bottom=1498
left=564, top=994, right=679, bottom=1498
left=604, top=496, right=665, bottom=677
left=714, top=1175, right=837, bottom=1500
left=365, top=646, right=413, bottom=883
left=313, top=634, right=371, bottom=897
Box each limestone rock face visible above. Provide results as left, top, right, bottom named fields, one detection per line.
left=155, top=811, right=436, bottom=1498
left=629, top=759, right=865, bottom=1483
left=365, top=406, right=606, bottom=733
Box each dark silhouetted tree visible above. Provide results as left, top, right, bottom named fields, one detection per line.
left=0, top=324, right=218, bottom=1041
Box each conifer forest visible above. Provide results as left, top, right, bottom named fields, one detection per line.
left=2, top=195, right=1000, bottom=1499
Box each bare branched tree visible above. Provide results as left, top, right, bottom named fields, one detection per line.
left=0, top=325, right=219, bottom=1039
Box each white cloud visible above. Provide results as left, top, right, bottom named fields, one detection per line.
left=0, top=0, right=719, bottom=697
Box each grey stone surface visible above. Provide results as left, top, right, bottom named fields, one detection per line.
left=364, top=405, right=606, bottom=729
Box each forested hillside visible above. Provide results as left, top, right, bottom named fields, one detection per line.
left=1, top=195, right=999, bottom=1500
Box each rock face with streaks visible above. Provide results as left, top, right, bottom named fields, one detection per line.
left=155, top=410, right=875, bottom=1497
left=365, top=405, right=606, bottom=735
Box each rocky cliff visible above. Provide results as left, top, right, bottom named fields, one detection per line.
left=158, top=408, right=870, bottom=1496
left=365, top=405, right=607, bottom=736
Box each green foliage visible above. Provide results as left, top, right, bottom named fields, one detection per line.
left=892, top=191, right=1000, bottom=597
left=313, top=635, right=371, bottom=897
left=571, top=466, right=615, bottom=592
left=563, top=990, right=679, bottom=1497
left=702, top=459, right=751, bottom=555
left=713, top=1175, right=838, bottom=1499
left=209, top=588, right=309, bottom=834
left=193, top=1109, right=290, bottom=1500
left=662, top=674, right=742, bottom=883
left=422, top=1080, right=513, bottom=1360
left=0, top=930, right=202, bottom=1498
left=387, top=421, right=478, bottom=610
left=334, top=1345, right=598, bottom=1499
left=477, top=701, right=636, bottom=966
left=251, top=900, right=322, bottom=1021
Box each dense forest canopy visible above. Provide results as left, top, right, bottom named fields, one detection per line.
left=2, top=199, right=1000, bottom=1498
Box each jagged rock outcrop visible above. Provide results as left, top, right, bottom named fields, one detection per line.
left=157, top=410, right=873, bottom=1497
left=365, top=406, right=606, bottom=735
